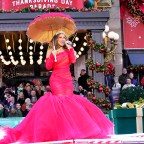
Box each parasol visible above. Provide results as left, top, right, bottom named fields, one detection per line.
left=27, top=13, right=77, bottom=43
left=27, top=13, right=77, bottom=62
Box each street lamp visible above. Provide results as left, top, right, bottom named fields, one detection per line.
left=102, top=25, right=119, bottom=63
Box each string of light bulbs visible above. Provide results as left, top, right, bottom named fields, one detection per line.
left=4, top=34, right=19, bottom=66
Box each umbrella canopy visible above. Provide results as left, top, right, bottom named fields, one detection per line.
left=27, top=13, right=77, bottom=43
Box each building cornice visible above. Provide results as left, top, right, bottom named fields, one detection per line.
left=0, top=11, right=109, bottom=31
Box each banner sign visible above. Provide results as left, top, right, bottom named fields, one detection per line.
left=123, top=10, right=144, bottom=49
left=0, top=1, right=2, bottom=9
left=3, top=0, right=83, bottom=11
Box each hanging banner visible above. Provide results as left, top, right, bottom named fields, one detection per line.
left=123, top=10, right=144, bottom=49
left=0, top=1, right=2, bottom=9
left=3, top=0, right=84, bottom=11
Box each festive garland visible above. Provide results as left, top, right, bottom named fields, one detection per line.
left=86, top=33, right=108, bottom=53
left=86, top=57, right=115, bottom=76
left=127, top=0, right=144, bottom=23
left=0, top=7, right=108, bottom=13
left=87, top=78, right=111, bottom=96
left=127, top=64, right=144, bottom=72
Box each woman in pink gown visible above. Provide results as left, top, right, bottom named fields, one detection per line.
left=0, top=31, right=113, bottom=143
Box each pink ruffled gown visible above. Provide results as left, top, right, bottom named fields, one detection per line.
left=0, top=48, right=114, bottom=143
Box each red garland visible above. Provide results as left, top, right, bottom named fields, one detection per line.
left=87, top=78, right=111, bottom=96
left=86, top=57, right=115, bottom=76
left=127, top=65, right=144, bottom=72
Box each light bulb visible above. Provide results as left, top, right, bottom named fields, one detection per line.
left=18, top=46, right=22, bottom=50
left=0, top=55, right=4, bottom=59
left=75, top=37, right=79, bottom=41
left=105, top=25, right=109, bottom=32
left=19, top=52, right=23, bottom=55
left=7, top=46, right=11, bottom=50
left=40, top=45, right=44, bottom=50
left=29, top=51, right=33, bottom=55
left=39, top=56, right=43, bottom=60
left=76, top=55, right=79, bottom=58
left=10, top=56, right=14, bottom=59
left=29, top=56, right=33, bottom=59
left=9, top=51, right=12, bottom=55
left=18, top=39, right=22, bottom=43
left=30, top=39, right=33, bottom=43
left=102, top=32, right=106, bottom=39
left=108, top=31, right=115, bottom=39
left=80, top=47, right=84, bottom=51
left=29, top=46, right=33, bottom=50
left=114, top=33, right=119, bottom=40
left=6, top=39, right=9, bottom=43
left=20, top=56, right=24, bottom=60
left=83, top=42, right=87, bottom=46
left=39, top=51, right=43, bottom=55
left=30, top=61, right=33, bottom=65
left=78, top=51, right=82, bottom=55
left=73, top=43, right=76, bottom=47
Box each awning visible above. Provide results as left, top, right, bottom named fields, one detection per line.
left=128, top=53, right=144, bottom=65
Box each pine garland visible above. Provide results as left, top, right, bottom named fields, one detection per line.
left=86, top=33, right=108, bottom=53
left=0, top=7, right=108, bottom=13
left=127, top=0, right=144, bottom=23
left=86, top=57, right=115, bottom=76
left=127, top=64, right=144, bottom=72
left=87, top=78, right=111, bottom=96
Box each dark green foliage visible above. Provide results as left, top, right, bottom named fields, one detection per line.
left=119, top=86, right=144, bottom=104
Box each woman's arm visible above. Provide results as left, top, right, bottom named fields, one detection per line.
left=45, top=49, right=54, bottom=70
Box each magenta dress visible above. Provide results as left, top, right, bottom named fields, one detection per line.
left=0, top=48, right=113, bottom=143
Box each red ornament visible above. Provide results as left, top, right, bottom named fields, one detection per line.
left=87, top=82, right=91, bottom=85
left=92, top=97, right=96, bottom=101
left=91, top=80, right=95, bottom=83
left=30, top=8, right=35, bottom=12
left=92, top=85, right=95, bottom=88
left=130, top=67, right=134, bottom=71
left=96, top=62, right=101, bottom=67
left=105, top=92, right=110, bottom=95
left=89, top=40, right=93, bottom=44
left=99, top=87, right=103, bottom=91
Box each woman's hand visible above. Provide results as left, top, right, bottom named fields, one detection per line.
left=65, top=40, right=73, bottom=50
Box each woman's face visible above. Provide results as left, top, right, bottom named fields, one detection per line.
left=57, top=33, right=66, bottom=47
left=18, top=92, right=24, bottom=99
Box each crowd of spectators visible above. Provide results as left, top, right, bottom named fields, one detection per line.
left=0, top=79, right=48, bottom=118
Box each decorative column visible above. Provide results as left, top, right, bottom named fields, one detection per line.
left=91, top=30, right=105, bottom=98
left=108, top=0, right=122, bottom=79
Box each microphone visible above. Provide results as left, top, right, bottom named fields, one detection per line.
left=65, top=40, right=72, bottom=46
